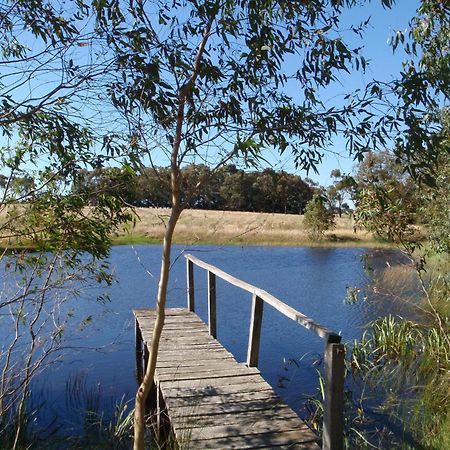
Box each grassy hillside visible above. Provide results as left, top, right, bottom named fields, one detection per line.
left=114, top=208, right=382, bottom=247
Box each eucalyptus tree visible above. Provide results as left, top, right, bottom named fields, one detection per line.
left=0, top=2, right=132, bottom=446
left=361, top=0, right=449, bottom=183
left=92, top=0, right=399, bottom=447
left=327, top=169, right=356, bottom=217
left=353, top=151, right=420, bottom=243
left=353, top=0, right=449, bottom=242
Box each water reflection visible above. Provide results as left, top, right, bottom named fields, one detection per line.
left=0, top=245, right=422, bottom=435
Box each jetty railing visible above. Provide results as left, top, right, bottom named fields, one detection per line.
left=185, top=253, right=345, bottom=450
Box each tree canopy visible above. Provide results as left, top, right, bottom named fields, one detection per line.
left=1, top=0, right=449, bottom=448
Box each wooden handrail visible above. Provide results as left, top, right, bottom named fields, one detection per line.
left=185, top=253, right=341, bottom=343
left=184, top=252, right=345, bottom=450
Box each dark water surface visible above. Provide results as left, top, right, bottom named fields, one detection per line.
left=23, top=245, right=420, bottom=433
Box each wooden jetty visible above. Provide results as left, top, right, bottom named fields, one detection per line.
left=134, top=254, right=345, bottom=450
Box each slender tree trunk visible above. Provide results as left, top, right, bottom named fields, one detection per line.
left=133, top=202, right=181, bottom=450
left=133, top=19, right=213, bottom=450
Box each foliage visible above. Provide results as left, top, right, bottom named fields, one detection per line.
left=75, top=164, right=314, bottom=213
left=95, top=0, right=398, bottom=178
left=303, top=193, right=335, bottom=239
left=354, top=151, right=421, bottom=243
left=359, top=0, right=449, bottom=183
left=326, top=169, right=357, bottom=217
left=419, top=113, right=450, bottom=254
left=92, top=1, right=397, bottom=447
left=0, top=2, right=134, bottom=448
left=350, top=305, right=450, bottom=449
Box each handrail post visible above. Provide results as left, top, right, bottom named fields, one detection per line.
left=322, top=341, right=345, bottom=450
left=207, top=271, right=217, bottom=338
left=246, top=294, right=264, bottom=367
left=187, top=258, right=195, bottom=312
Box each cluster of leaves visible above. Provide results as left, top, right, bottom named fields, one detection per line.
left=0, top=2, right=134, bottom=446
left=359, top=0, right=449, bottom=183
left=419, top=113, right=450, bottom=254
left=353, top=151, right=421, bottom=244
left=94, top=0, right=388, bottom=174
left=326, top=169, right=357, bottom=217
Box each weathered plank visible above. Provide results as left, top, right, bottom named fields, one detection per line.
left=174, top=405, right=300, bottom=428
left=186, top=429, right=319, bottom=450
left=161, top=381, right=274, bottom=398
left=164, top=390, right=281, bottom=408
left=134, top=308, right=320, bottom=449
left=157, top=367, right=261, bottom=382
left=184, top=254, right=341, bottom=343
left=247, top=294, right=264, bottom=367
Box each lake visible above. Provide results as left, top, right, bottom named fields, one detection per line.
left=3, top=244, right=422, bottom=436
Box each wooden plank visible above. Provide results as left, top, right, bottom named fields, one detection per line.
left=185, top=254, right=341, bottom=342
left=155, top=351, right=233, bottom=362
left=155, top=356, right=236, bottom=369
left=172, top=405, right=299, bottom=428
left=157, top=346, right=233, bottom=356
left=161, top=381, right=274, bottom=398
left=159, top=373, right=266, bottom=388
left=164, top=390, right=280, bottom=408
left=156, top=367, right=260, bottom=382
left=134, top=308, right=320, bottom=449
left=168, top=395, right=289, bottom=417
left=187, top=258, right=195, bottom=311
left=156, top=362, right=257, bottom=375
left=158, top=333, right=216, bottom=342
left=155, top=344, right=225, bottom=354
left=186, top=429, right=319, bottom=449
left=185, top=417, right=313, bottom=440
left=157, top=338, right=218, bottom=348
left=323, top=342, right=345, bottom=450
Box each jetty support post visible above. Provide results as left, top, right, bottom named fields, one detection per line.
left=187, top=258, right=195, bottom=312
left=135, top=318, right=144, bottom=383
left=246, top=294, right=264, bottom=368
left=322, top=338, right=345, bottom=450
left=207, top=271, right=217, bottom=338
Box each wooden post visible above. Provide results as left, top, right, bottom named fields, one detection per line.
left=187, top=258, right=195, bottom=312
left=323, top=342, right=345, bottom=450
left=135, top=319, right=144, bottom=383
left=156, top=382, right=162, bottom=441
left=208, top=271, right=217, bottom=338
left=246, top=294, right=264, bottom=367
left=143, top=342, right=149, bottom=372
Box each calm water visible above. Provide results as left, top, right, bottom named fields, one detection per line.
left=4, top=245, right=421, bottom=433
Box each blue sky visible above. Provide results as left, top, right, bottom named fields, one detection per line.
left=269, top=0, right=421, bottom=186
left=1, top=0, right=422, bottom=188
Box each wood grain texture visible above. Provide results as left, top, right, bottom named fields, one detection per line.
left=134, top=308, right=320, bottom=449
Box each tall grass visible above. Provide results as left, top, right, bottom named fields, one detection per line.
left=303, top=255, right=449, bottom=449
left=0, top=372, right=161, bottom=450
left=350, top=278, right=449, bottom=450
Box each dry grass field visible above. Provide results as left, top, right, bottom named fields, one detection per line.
left=116, top=207, right=377, bottom=247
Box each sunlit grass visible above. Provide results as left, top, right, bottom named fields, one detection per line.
left=113, top=207, right=391, bottom=248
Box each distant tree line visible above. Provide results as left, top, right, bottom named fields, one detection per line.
left=72, top=164, right=314, bottom=214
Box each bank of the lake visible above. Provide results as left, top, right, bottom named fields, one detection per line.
left=113, top=208, right=395, bottom=248
left=5, top=246, right=420, bottom=445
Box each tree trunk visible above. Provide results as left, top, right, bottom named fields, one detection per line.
left=133, top=204, right=181, bottom=450
left=133, top=19, right=212, bottom=450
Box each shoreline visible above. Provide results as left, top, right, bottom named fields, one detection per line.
left=111, top=207, right=395, bottom=249
left=1, top=208, right=400, bottom=251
